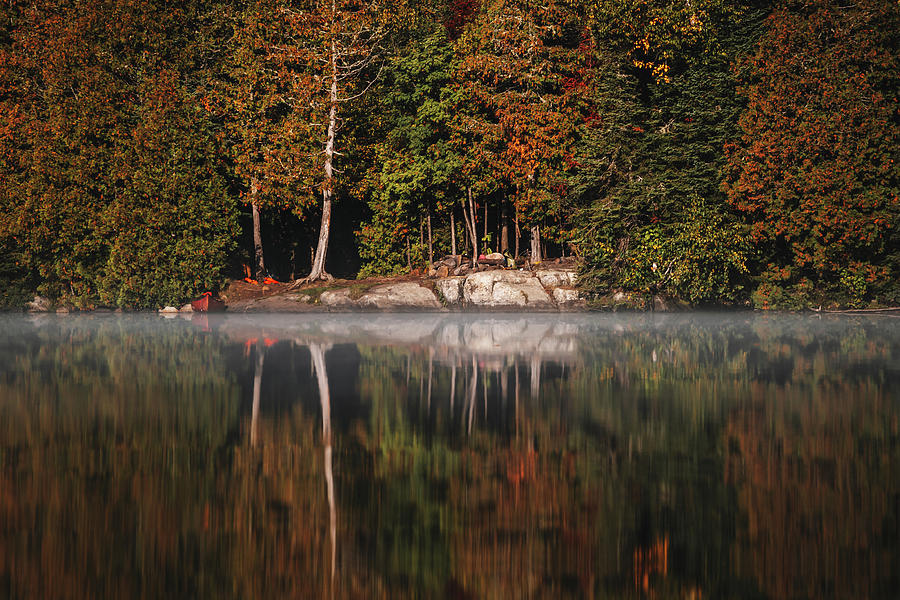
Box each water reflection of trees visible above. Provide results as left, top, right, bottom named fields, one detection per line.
left=0, top=315, right=242, bottom=599
left=1, top=314, right=898, bottom=598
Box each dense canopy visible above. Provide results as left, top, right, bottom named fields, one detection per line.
left=1, top=0, right=897, bottom=309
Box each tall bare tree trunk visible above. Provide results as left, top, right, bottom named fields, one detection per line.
left=450, top=210, right=457, bottom=256
left=514, top=205, right=521, bottom=259
left=467, top=187, right=479, bottom=266
left=500, top=200, right=509, bottom=253
left=251, top=178, right=265, bottom=280
left=306, top=39, right=339, bottom=283
left=426, top=204, right=433, bottom=268
left=449, top=362, right=456, bottom=412
left=530, top=225, right=542, bottom=264
left=406, top=236, right=412, bottom=271
left=462, top=204, right=473, bottom=258
left=483, top=200, right=488, bottom=250
left=418, top=215, right=424, bottom=268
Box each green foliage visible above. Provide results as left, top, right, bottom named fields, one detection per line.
left=0, top=236, right=31, bottom=309
left=0, top=2, right=238, bottom=308
left=98, top=73, right=238, bottom=309
left=358, top=29, right=462, bottom=275
left=572, top=2, right=767, bottom=304
left=1, top=0, right=897, bottom=307
left=357, top=200, right=410, bottom=277
left=581, top=197, right=748, bottom=302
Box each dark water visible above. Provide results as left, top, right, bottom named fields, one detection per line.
left=1, top=312, right=898, bottom=599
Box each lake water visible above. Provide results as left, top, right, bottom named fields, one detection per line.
left=1, top=312, right=898, bottom=599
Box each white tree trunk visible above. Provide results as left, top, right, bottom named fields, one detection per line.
left=307, top=39, right=339, bottom=282
left=530, top=225, right=542, bottom=264
left=450, top=210, right=457, bottom=256
left=426, top=209, right=433, bottom=268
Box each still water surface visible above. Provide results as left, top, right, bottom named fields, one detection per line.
left=1, top=312, right=898, bottom=599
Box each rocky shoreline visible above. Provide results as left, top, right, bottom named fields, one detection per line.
left=227, top=267, right=583, bottom=312
left=20, top=264, right=691, bottom=313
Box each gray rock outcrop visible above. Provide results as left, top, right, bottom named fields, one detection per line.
left=461, top=270, right=554, bottom=309
left=228, top=267, right=582, bottom=312
left=356, top=282, right=442, bottom=310
left=319, top=289, right=356, bottom=308
left=435, top=277, right=465, bottom=305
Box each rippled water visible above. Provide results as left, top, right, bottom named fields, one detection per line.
left=1, top=312, right=898, bottom=599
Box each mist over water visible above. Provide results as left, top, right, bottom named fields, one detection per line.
left=1, top=313, right=898, bottom=599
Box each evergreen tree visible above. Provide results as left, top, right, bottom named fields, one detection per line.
left=571, top=1, right=768, bottom=303
left=723, top=0, right=900, bottom=308
left=358, top=29, right=464, bottom=275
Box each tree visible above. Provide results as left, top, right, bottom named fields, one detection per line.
left=723, top=0, right=900, bottom=308
left=570, top=0, right=765, bottom=303
left=218, top=1, right=290, bottom=280
left=0, top=1, right=238, bottom=308
left=274, top=0, right=386, bottom=283
left=358, top=28, right=464, bottom=276
left=453, top=0, right=587, bottom=263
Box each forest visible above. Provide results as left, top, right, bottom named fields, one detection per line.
left=1, top=0, right=898, bottom=310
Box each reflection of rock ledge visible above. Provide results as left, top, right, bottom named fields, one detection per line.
left=218, top=314, right=585, bottom=363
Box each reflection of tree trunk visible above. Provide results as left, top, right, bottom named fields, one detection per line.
left=530, top=355, right=540, bottom=400
left=515, top=362, right=520, bottom=437
left=324, top=444, right=336, bottom=588
left=251, top=342, right=265, bottom=447
left=426, top=349, right=433, bottom=414
left=483, top=370, right=488, bottom=418
left=450, top=362, right=456, bottom=412
left=468, top=356, right=478, bottom=435
left=310, top=343, right=336, bottom=587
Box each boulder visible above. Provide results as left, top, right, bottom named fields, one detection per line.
left=319, top=289, right=357, bottom=308
left=159, top=306, right=179, bottom=313
left=180, top=303, right=194, bottom=312
left=462, top=270, right=554, bottom=308
left=435, top=277, right=465, bottom=306
left=552, top=287, right=581, bottom=306
left=26, top=296, right=52, bottom=312
left=356, top=282, right=442, bottom=310
left=285, top=293, right=313, bottom=304
left=535, top=269, right=577, bottom=289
